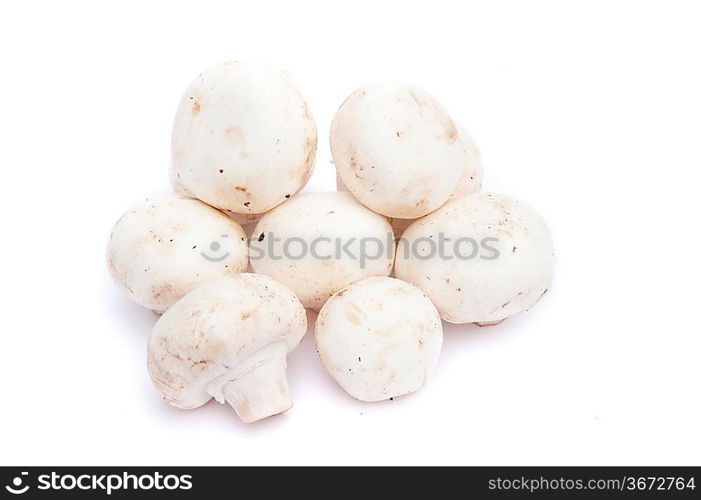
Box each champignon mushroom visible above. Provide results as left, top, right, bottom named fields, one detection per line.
left=249, top=192, right=395, bottom=311
left=394, top=193, right=554, bottom=324
left=336, top=125, right=483, bottom=240
left=147, top=273, right=307, bottom=423
left=330, top=82, right=465, bottom=219
left=171, top=60, right=316, bottom=217
left=106, top=197, right=248, bottom=312
left=315, top=277, right=443, bottom=402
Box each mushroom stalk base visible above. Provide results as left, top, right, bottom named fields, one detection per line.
left=221, top=341, right=292, bottom=423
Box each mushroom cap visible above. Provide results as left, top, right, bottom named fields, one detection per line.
left=106, top=197, right=248, bottom=311
left=315, top=276, right=443, bottom=402
left=250, top=192, right=395, bottom=311
left=147, top=273, right=307, bottom=409
left=171, top=61, right=317, bottom=215
left=387, top=128, right=484, bottom=239
left=336, top=127, right=482, bottom=199
left=451, top=128, right=483, bottom=198
left=330, top=82, right=465, bottom=219
left=395, top=193, right=554, bottom=324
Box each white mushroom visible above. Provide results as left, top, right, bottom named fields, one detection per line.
left=249, top=192, right=395, bottom=311
left=315, top=277, right=442, bottom=402
left=395, top=193, right=554, bottom=325
left=330, top=82, right=465, bottom=219
left=147, top=273, right=307, bottom=423
left=106, top=197, right=248, bottom=312
left=336, top=126, right=483, bottom=239
left=171, top=60, right=316, bottom=217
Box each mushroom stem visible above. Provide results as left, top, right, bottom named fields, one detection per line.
left=221, top=340, right=292, bottom=423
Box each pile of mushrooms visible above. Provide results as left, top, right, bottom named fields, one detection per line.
left=107, top=61, right=554, bottom=424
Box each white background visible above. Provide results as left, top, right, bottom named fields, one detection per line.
left=1, top=0, right=699, bottom=466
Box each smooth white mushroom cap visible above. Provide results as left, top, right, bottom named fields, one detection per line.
left=395, top=193, right=554, bottom=324
left=330, top=82, right=465, bottom=219
left=147, top=273, right=307, bottom=423
left=337, top=127, right=483, bottom=239
left=171, top=60, right=316, bottom=215
left=250, top=192, right=395, bottom=311
left=106, top=197, right=248, bottom=312
left=315, top=277, right=442, bottom=402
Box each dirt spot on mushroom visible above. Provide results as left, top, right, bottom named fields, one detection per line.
left=234, top=186, right=247, bottom=192
left=191, top=100, right=201, bottom=115
left=301, top=102, right=312, bottom=122
left=150, top=283, right=179, bottom=304
left=303, top=135, right=315, bottom=162
left=532, top=288, right=549, bottom=306
left=226, top=126, right=242, bottom=142
left=408, top=89, right=423, bottom=107
left=374, top=327, right=395, bottom=339
left=418, top=338, right=425, bottom=350
left=388, top=285, right=411, bottom=297
left=444, top=120, right=458, bottom=144
left=345, top=302, right=366, bottom=325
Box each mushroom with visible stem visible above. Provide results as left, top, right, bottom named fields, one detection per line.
left=106, top=197, right=248, bottom=312
left=315, top=277, right=443, bottom=402
left=331, top=82, right=466, bottom=219
left=147, top=273, right=307, bottom=423
left=171, top=60, right=316, bottom=218
left=249, top=192, right=395, bottom=311
left=395, top=193, right=554, bottom=325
